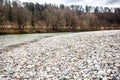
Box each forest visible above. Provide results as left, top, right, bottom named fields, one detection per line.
left=0, top=0, right=120, bottom=34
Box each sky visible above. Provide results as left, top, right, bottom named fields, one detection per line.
left=19, top=0, right=120, bottom=8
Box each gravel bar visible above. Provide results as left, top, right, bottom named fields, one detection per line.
left=0, top=30, right=120, bottom=80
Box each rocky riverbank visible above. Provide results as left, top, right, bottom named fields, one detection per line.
left=0, top=30, right=120, bottom=80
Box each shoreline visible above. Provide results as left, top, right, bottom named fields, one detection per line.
left=0, top=30, right=120, bottom=80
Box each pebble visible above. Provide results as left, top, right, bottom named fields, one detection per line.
left=0, top=30, right=120, bottom=79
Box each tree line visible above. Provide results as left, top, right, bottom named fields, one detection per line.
left=0, top=0, right=120, bottom=33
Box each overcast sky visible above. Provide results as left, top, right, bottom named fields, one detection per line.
left=19, top=0, right=120, bottom=8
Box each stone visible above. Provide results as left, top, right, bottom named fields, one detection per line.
left=97, top=70, right=106, bottom=76
left=40, top=77, right=46, bottom=80
left=0, top=30, right=120, bottom=80
left=112, top=76, right=117, bottom=80
left=102, top=76, right=108, bottom=80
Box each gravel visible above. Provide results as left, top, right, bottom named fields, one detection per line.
left=0, top=33, right=68, bottom=50
left=0, top=30, right=120, bottom=80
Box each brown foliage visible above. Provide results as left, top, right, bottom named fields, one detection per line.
left=0, top=0, right=120, bottom=34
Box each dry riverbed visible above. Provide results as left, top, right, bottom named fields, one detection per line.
left=0, top=30, right=120, bottom=80
left=0, top=33, right=68, bottom=51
